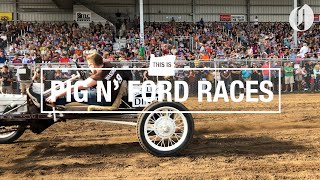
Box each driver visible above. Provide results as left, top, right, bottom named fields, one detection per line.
left=46, top=53, right=127, bottom=106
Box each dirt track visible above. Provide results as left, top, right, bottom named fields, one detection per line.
left=1, top=94, right=320, bottom=179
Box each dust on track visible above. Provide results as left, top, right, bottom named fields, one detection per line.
left=1, top=94, right=320, bottom=179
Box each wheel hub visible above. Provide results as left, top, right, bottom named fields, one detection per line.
left=154, top=116, right=176, bottom=138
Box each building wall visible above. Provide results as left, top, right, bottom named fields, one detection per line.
left=194, top=0, right=246, bottom=22
left=0, top=0, right=15, bottom=12
left=1, top=0, right=320, bottom=23
left=18, top=13, right=73, bottom=22
left=0, top=0, right=73, bottom=22
left=249, top=0, right=292, bottom=22
left=305, top=0, right=320, bottom=14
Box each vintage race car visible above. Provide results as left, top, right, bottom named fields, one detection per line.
left=0, top=66, right=194, bottom=157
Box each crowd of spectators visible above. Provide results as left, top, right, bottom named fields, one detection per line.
left=124, top=19, right=320, bottom=61
left=0, top=19, right=320, bottom=94
left=0, top=21, right=115, bottom=64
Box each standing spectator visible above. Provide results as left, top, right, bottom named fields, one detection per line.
left=241, top=65, right=252, bottom=92
left=310, top=74, right=315, bottom=92
left=0, top=65, right=13, bottom=94
left=284, top=62, right=294, bottom=92
left=231, top=64, right=241, bottom=83
left=272, top=62, right=282, bottom=92
left=261, top=61, right=270, bottom=80
left=254, top=16, right=259, bottom=28
left=188, top=71, right=197, bottom=95
left=220, top=66, right=231, bottom=92
left=44, top=64, right=55, bottom=90
left=251, top=63, right=262, bottom=90
left=295, top=65, right=306, bottom=92
left=0, top=51, right=6, bottom=64
left=313, top=63, right=320, bottom=91
left=18, top=64, right=31, bottom=94
left=305, top=61, right=314, bottom=90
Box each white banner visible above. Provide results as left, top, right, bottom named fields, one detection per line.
left=231, top=15, right=246, bottom=22
left=148, top=54, right=175, bottom=76
left=76, top=12, right=91, bottom=22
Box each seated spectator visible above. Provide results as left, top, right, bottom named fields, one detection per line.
left=59, top=53, right=70, bottom=63
left=34, top=54, right=42, bottom=63
left=22, top=53, right=33, bottom=64
left=11, top=54, right=22, bottom=64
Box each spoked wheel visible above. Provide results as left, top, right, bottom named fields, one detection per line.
left=137, top=102, right=194, bottom=156
left=0, top=125, right=25, bottom=144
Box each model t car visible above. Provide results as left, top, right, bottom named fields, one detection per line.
left=0, top=63, right=194, bottom=157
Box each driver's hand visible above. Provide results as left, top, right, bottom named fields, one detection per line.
left=46, top=95, right=57, bottom=104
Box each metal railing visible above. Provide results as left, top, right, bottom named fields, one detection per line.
left=1, top=58, right=320, bottom=94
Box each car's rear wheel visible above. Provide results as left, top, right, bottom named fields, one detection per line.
left=0, top=125, right=25, bottom=144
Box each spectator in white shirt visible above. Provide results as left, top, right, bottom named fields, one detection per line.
left=254, top=16, right=259, bottom=28
left=298, top=43, right=309, bottom=58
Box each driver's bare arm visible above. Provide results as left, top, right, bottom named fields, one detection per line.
left=46, top=77, right=97, bottom=103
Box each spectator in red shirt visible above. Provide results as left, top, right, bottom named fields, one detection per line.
left=262, top=61, right=270, bottom=80
left=12, top=54, right=22, bottom=64
left=59, top=53, right=70, bottom=63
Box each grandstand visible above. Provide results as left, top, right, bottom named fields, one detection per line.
left=0, top=0, right=320, bottom=94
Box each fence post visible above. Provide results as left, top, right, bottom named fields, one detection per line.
left=214, top=59, right=217, bottom=89
left=268, top=60, right=271, bottom=91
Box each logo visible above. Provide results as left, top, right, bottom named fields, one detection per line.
left=289, top=4, right=314, bottom=31
left=76, top=12, right=91, bottom=22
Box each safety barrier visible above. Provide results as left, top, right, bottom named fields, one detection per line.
left=1, top=58, right=320, bottom=94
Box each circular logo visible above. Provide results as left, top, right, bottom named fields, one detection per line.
left=289, top=4, right=314, bottom=32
